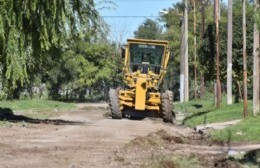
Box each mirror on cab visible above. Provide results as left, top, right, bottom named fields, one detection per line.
left=121, top=46, right=126, bottom=58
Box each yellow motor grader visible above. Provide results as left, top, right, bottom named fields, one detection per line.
left=109, top=38, right=175, bottom=123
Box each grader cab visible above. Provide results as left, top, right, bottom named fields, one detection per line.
left=109, top=38, right=175, bottom=123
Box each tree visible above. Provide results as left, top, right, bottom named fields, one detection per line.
left=198, top=0, right=254, bottom=103
left=192, top=0, right=198, bottom=99
left=253, top=0, right=260, bottom=116
left=45, top=37, right=122, bottom=101
left=134, top=19, right=162, bottom=40
left=158, top=2, right=184, bottom=100
left=160, top=0, right=215, bottom=101
left=199, top=0, right=210, bottom=99
left=0, top=0, right=102, bottom=99
left=215, top=0, right=221, bottom=108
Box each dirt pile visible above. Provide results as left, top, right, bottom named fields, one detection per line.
left=113, top=129, right=242, bottom=168
left=125, top=129, right=184, bottom=149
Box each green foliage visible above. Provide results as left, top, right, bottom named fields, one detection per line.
left=0, top=0, right=104, bottom=98
left=134, top=19, right=162, bottom=40
left=158, top=2, right=184, bottom=96
left=45, top=38, right=123, bottom=101
left=158, top=1, right=256, bottom=100
left=5, top=27, right=28, bottom=87
left=254, top=1, right=260, bottom=30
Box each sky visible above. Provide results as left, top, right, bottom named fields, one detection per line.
left=96, top=0, right=180, bottom=43
left=96, top=0, right=228, bottom=43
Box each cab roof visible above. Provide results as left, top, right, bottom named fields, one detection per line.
left=127, top=38, right=169, bottom=46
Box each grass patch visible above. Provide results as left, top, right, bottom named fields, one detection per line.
left=211, top=116, right=260, bottom=142
left=0, top=100, right=76, bottom=111
left=0, top=100, right=76, bottom=120
left=174, top=98, right=216, bottom=114
left=175, top=99, right=252, bottom=127
left=176, top=99, right=259, bottom=142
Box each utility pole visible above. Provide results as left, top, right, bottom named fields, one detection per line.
left=242, top=0, right=248, bottom=118
left=227, top=0, right=233, bottom=105
left=184, top=0, right=189, bottom=102
left=215, top=0, right=221, bottom=108
left=180, top=0, right=189, bottom=102
left=180, top=6, right=185, bottom=103
left=253, top=0, right=259, bottom=116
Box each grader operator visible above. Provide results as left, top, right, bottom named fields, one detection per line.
left=109, top=38, right=175, bottom=123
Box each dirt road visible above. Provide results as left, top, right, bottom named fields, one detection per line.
left=0, top=104, right=259, bottom=168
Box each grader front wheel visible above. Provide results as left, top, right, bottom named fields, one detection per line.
left=161, top=91, right=176, bottom=124
left=109, top=88, right=122, bottom=119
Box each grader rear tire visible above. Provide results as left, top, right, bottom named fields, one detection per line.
left=109, top=88, right=122, bottom=119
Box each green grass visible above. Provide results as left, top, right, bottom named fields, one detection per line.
left=175, top=99, right=252, bottom=127
left=174, top=98, right=216, bottom=114
left=0, top=100, right=76, bottom=120
left=175, top=99, right=260, bottom=142
left=0, top=100, right=76, bottom=111
left=211, top=116, right=260, bottom=142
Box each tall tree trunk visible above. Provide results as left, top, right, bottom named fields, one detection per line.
left=200, top=0, right=206, bottom=99
left=253, top=0, right=260, bottom=116
left=200, top=72, right=205, bottom=99
left=227, top=0, right=233, bottom=105
left=193, top=0, right=198, bottom=100
left=215, top=0, right=221, bottom=108
left=242, top=0, right=248, bottom=118
left=238, top=81, right=243, bottom=102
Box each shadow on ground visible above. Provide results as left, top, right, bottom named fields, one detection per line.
left=239, top=149, right=260, bottom=166
left=192, top=104, right=203, bottom=109
left=0, top=108, right=84, bottom=125
left=182, top=110, right=211, bottom=125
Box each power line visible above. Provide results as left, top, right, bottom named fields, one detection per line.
left=102, top=15, right=159, bottom=18
left=113, top=0, right=174, bottom=2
